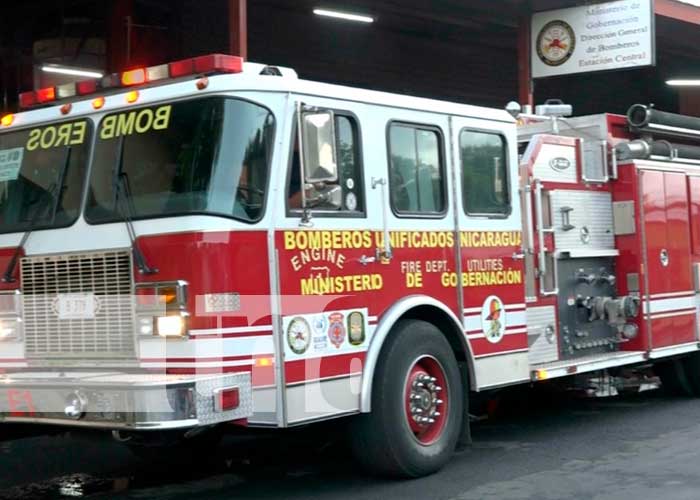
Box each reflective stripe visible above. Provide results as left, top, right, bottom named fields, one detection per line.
left=464, top=310, right=527, bottom=333
left=644, top=296, right=697, bottom=314
left=189, top=325, right=273, bottom=337
left=649, top=291, right=695, bottom=299
left=467, top=327, right=527, bottom=340
left=647, top=308, right=696, bottom=320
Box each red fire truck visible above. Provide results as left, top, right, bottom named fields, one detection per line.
left=1, top=54, right=699, bottom=477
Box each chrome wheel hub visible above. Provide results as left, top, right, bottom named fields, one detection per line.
left=409, top=374, right=444, bottom=426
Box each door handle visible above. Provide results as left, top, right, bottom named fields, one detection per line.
left=359, top=248, right=393, bottom=266
left=359, top=255, right=377, bottom=266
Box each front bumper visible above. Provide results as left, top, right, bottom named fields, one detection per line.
left=0, top=371, right=252, bottom=431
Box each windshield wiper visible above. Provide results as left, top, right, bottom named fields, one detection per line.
left=2, top=147, right=73, bottom=283
left=112, top=136, right=158, bottom=275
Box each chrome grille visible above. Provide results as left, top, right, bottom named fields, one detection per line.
left=20, top=250, right=135, bottom=359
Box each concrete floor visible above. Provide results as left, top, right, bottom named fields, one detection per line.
left=2, top=388, right=700, bottom=500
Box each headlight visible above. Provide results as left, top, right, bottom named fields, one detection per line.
left=135, top=282, right=189, bottom=339
left=0, top=318, right=22, bottom=341
left=0, top=291, right=22, bottom=341
left=155, top=314, right=188, bottom=338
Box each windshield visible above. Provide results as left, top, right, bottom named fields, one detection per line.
left=85, top=97, right=275, bottom=224
left=0, top=120, right=91, bottom=234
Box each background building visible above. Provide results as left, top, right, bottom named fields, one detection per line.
left=1, top=0, right=700, bottom=116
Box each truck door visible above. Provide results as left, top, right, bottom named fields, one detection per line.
left=641, top=169, right=696, bottom=349
left=274, top=98, right=381, bottom=425
left=450, top=117, right=529, bottom=389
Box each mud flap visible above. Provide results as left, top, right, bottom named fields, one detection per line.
left=457, top=362, right=472, bottom=448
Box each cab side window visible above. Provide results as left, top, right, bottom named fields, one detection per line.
left=388, top=123, right=445, bottom=216
left=460, top=130, right=510, bottom=216
left=287, top=114, right=364, bottom=215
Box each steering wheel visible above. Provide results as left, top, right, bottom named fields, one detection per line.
left=237, top=184, right=265, bottom=214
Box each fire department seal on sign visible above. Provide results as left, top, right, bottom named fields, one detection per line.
left=328, top=312, right=346, bottom=349
left=536, top=20, right=575, bottom=67
left=482, top=296, right=507, bottom=344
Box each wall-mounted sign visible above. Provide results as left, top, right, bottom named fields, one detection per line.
left=532, top=0, right=654, bottom=78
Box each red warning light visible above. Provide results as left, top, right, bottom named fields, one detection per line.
left=36, top=87, right=56, bottom=103
left=76, top=80, right=99, bottom=95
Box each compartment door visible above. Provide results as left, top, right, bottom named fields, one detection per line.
left=641, top=170, right=695, bottom=348
left=452, top=117, right=529, bottom=389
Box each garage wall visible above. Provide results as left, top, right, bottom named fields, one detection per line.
left=248, top=1, right=520, bottom=108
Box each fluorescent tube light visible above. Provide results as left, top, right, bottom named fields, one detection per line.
left=666, top=79, right=700, bottom=87
left=313, top=8, right=374, bottom=23
left=41, top=65, right=104, bottom=79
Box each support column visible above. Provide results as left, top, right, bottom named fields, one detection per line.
left=229, top=0, right=248, bottom=59
left=108, top=0, right=134, bottom=72
left=518, top=16, right=534, bottom=108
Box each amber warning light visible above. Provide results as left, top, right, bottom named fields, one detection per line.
left=17, top=54, right=244, bottom=110
left=1, top=114, right=14, bottom=127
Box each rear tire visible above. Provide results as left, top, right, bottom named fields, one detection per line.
left=349, top=319, right=464, bottom=478
left=656, top=359, right=694, bottom=396
left=682, top=353, right=700, bottom=396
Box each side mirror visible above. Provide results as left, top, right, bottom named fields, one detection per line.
left=300, top=110, right=338, bottom=184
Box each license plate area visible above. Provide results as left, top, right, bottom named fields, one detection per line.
left=53, top=294, right=99, bottom=320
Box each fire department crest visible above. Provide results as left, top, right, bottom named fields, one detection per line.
left=536, top=20, right=576, bottom=67
left=481, top=296, right=506, bottom=344
left=328, top=312, right=346, bottom=348
left=287, top=317, right=312, bottom=355
left=347, top=311, right=365, bottom=346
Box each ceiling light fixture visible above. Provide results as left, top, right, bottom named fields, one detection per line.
left=313, top=8, right=374, bottom=23
left=666, top=79, right=700, bottom=87
left=41, top=65, right=105, bottom=79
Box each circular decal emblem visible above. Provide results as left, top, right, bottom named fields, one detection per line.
left=328, top=312, right=346, bottom=349
left=347, top=311, right=366, bottom=346
left=287, top=317, right=311, bottom=355
left=549, top=157, right=572, bottom=172
left=481, top=296, right=507, bottom=344
left=536, top=20, right=576, bottom=67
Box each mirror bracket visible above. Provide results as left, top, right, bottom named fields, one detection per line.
left=299, top=207, right=314, bottom=228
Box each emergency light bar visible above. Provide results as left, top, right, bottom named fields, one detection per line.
left=18, top=54, right=244, bottom=110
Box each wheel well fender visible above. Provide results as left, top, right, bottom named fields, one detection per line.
left=360, top=295, right=476, bottom=413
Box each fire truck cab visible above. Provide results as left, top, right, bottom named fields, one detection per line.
left=1, top=55, right=700, bottom=478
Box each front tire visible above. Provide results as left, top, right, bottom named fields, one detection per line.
left=349, top=320, right=464, bottom=478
